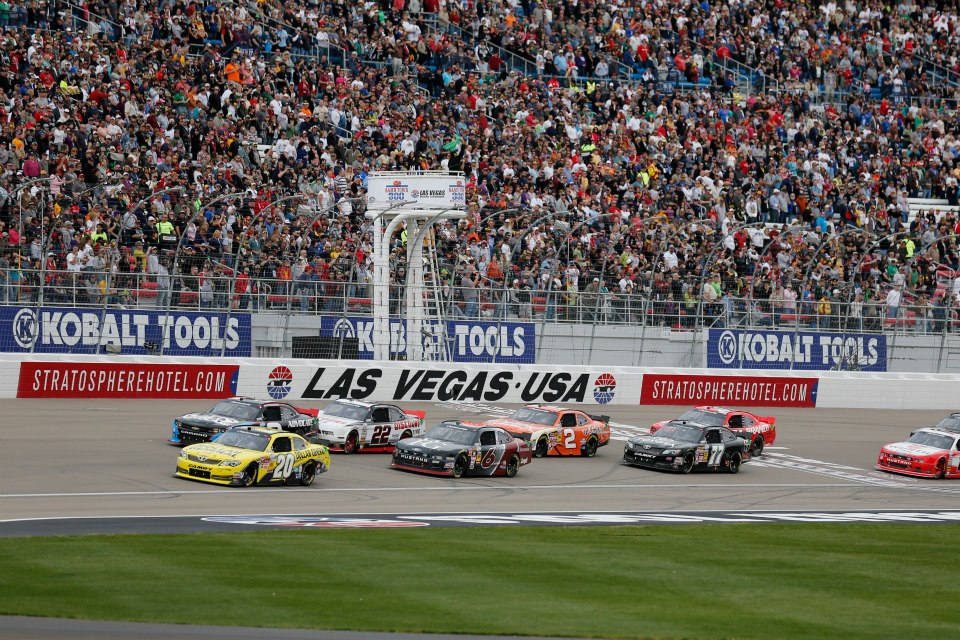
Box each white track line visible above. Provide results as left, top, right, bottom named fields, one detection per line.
left=0, top=482, right=857, bottom=499
left=6, top=505, right=956, bottom=525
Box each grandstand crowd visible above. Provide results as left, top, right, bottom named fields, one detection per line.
left=0, top=0, right=960, bottom=331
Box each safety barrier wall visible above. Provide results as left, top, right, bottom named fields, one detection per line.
left=1, top=355, right=959, bottom=410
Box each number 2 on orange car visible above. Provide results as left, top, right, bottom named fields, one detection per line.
left=562, top=428, right=576, bottom=449
left=272, top=453, right=295, bottom=479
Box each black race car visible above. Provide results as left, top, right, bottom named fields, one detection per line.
left=169, top=397, right=318, bottom=445
left=622, top=421, right=750, bottom=473
left=391, top=421, right=533, bottom=478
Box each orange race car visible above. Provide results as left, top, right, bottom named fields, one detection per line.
left=481, top=405, right=610, bottom=457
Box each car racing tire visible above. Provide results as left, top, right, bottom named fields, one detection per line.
left=935, top=458, right=946, bottom=479
left=679, top=452, right=695, bottom=474
left=750, top=437, right=764, bottom=457
left=505, top=454, right=521, bottom=478
left=534, top=437, right=548, bottom=458
left=452, top=454, right=469, bottom=479
left=399, top=430, right=413, bottom=441
left=725, top=451, right=742, bottom=474
left=582, top=437, right=598, bottom=458
left=300, top=462, right=316, bottom=486
left=343, top=431, right=359, bottom=454
left=241, top=463, right=259, bottom=487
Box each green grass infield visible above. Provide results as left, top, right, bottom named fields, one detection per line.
left=0, top=524, right=957, bottom=639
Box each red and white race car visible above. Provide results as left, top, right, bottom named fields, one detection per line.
left=303, top=399, right=425, bottom=453
left=650, top=406, right=776, bottom=456
left=876, top=428, right=960, bottom=478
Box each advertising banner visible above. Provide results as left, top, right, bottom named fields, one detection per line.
left=366, top=173, right=466, bottom=210
left=255, top=363, right=628, bottom=405
left=1, top=307, right=252, bottom=357
left=17, top=362, right=240, bottom=398
left=707, top=329, right=887, bottom=371
left=640, top=374, right=819, bottom=407
left=320, top=316, right=536, bottom=364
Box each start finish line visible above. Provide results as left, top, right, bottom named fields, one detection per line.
left=201, top=511, right=960, bottom=528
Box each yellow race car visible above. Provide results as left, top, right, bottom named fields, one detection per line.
left=174, top=426, right=330, bottom=487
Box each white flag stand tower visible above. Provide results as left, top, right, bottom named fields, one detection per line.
left=366, top=171, right=466, bottom=361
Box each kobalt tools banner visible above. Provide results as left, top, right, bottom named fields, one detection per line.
left=707, top=329, right=887, bottom=371
left=320, top=316, right=536, bottom=364
left=640, top=374, right=819, bottom=407
left=2, top=307, right=252, bottom=356
left=17, top=362, right=240, bottom=398
left=253, top=363, right=631, bottom=405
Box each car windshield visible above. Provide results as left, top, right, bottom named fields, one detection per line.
left=425, top=425, right=477, bottom=445
left=323, top=401, right=369, bottom=421
left=214, top=430, right=270, bottom=451
left=654, top=424, right=704, bottom=443
left=508, top=408, right=557, bottom=425
left=209, top=401, right=261, bottom=421
left=676, top=409, right=725, bottom=426
left=934, top=416, right=960, bottom=432
left=906, top=432, right=955, bottom=450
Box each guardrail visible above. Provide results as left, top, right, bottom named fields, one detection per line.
left=1, top=267, right=958, bottom=367
left=1, top=269, right=956, bottom=331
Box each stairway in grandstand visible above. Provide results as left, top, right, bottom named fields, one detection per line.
left=908, top=197, right=960, bottom=225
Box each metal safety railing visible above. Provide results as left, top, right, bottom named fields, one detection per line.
left=1, top=270, right=958, bottom=323
left=2, top=267, right=959, bottom=369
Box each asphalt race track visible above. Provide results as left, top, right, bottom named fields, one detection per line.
left=2, top=399, right=959, bottom=639
left=1, top=399, right=959, bottom=536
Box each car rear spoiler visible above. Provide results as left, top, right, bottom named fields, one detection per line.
left=589, top=414, right=611, bottom=424
left=759, top=416, right=776, bottom=425
left=405, top=410, right=427, bottom=423
left=295, top=407, right=320, bottom=417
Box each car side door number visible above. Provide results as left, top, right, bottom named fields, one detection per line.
left=480, top=444, right=503, bottom=469
left=562, top=428, right=576, bottom=449
left=370, top=425, right=392, bottom=445
left=707, top=444, right=724, bottom=466
left=272, top=453, right=295, bottom=479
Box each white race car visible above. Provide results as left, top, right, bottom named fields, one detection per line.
left=307, top=399, right=425, bottom=453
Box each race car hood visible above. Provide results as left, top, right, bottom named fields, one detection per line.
left=315, top=415, right=363, bottom=430
left=182, top=442, right=259, bottom=462
left=396, top=437, right=465, bottom=456
left=883, top=442, right=947, bottom=457
left=177, top=412, right=249, bottom=429
left=483, top=418, right=552, bottom=434
left=626, top=435, right=696, bottom=449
